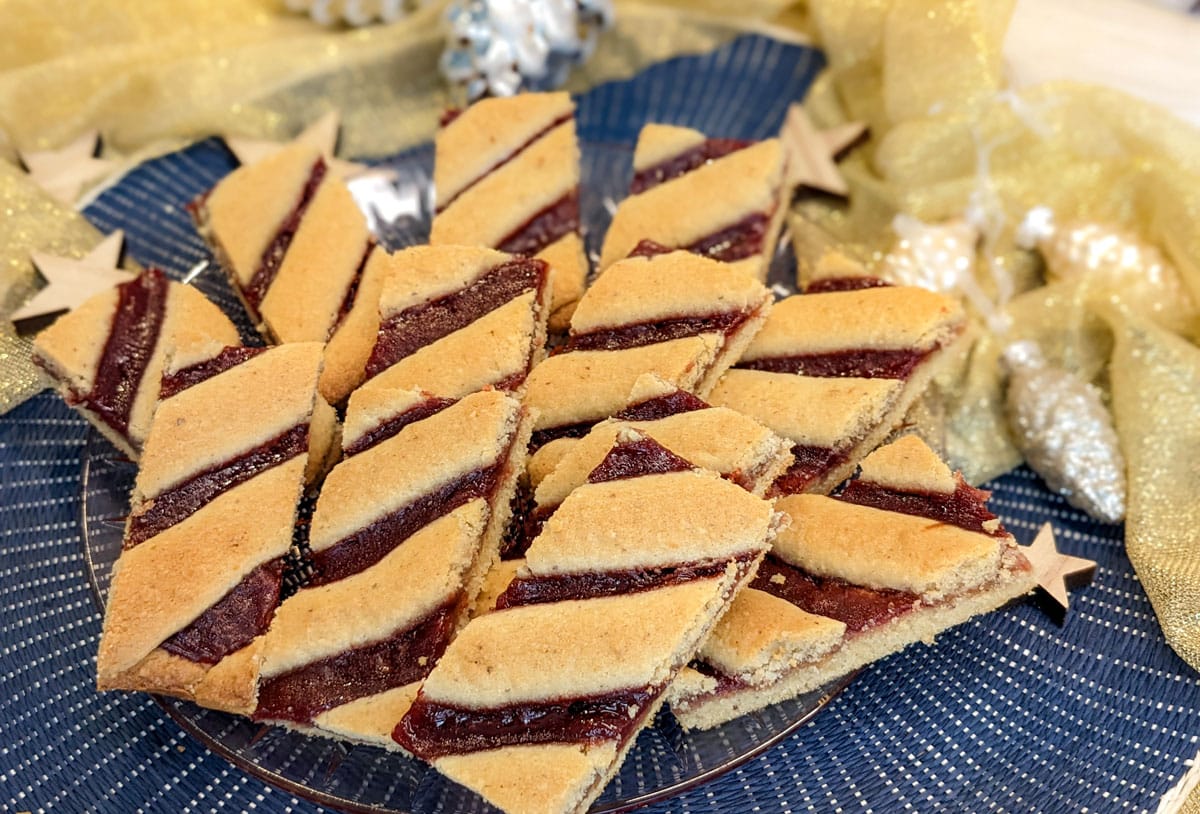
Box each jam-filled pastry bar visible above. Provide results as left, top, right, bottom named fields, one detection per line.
left=709, top=282, right=966, bottom=494
left=191, top=140, right=377, bottom=403
left=360, top=246, right=551, bottom=401
left=253, top=387, right=532, bottom=747
left=394, top=431, right=780, bottom=814
left=669, top=435, right=1036, bottom=730
left=95, top=342, right=337, bottom=714
left=512, top=373, right=793, bottom=557
left=431, top=92, right=586, bottom=332
left=32, top=269, right=241, bottom=459
left=599, top=124, right=788, bottom=280
left=523, top=249, right=772, bottom=450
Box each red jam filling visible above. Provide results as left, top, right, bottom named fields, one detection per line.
left=244, top=158, right=327, bottom=313
left=769, top=445, right=848, bottom=496
left=437, top=112, right=573, bottom=213
left=125, top=424, right=309, bottom=548
left=161, top=558, right=284, bottom=664
left=752, top=556, right=920, bottom=634
left=529, top=421, right=596, bottom=452
left=308, top=463, right=505, bottom=586
left=614, top=389, right=710, bottom=422
left=587, top=436, right=693, bottom=484
left=365, top=257, right=546, bottom=378
left=626, top=239, right=675, bottom=259
left=67, top=269, right=169, bottom=439
left=497, top=189, right=580, bottom=257
left=495, top=554, right=752, bottom=609
left=394, top=686, right=657, bottom=759
left=254, top=601, right=457, bottom=724
left=804, top=276, right=892, bottom=294
left=329, top=241, right=375, bottom=336
left=629, top=138, right=753, bottom=195
left=738, top=346, right=934, bottom=379
left=503, top=504, right=553, bottom=560
left=687, top=211, right=770, bottom=263
left=159, top=346, right=267, bottom=400
left=686, top=659, right=752, bottom=696
left=837, top=478, right=1007, bottom=538
left=563, top=309, right=749, bottom=354
left=342, top=397, right=457, bottom=459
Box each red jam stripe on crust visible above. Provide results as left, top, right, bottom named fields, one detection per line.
left=629, top=138, right=754, bottom=194
left=243, top=158, right=327, bottom=314
left=161, top=558, right=285, bottom=664
left=159, top=346, right=267, bottom=400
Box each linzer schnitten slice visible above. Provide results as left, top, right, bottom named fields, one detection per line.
left=394, top=431, right=780, bottom=814
left=32, top=268, right=241, bottom=459
left=95, top=342, right=337, bottom=715
left=513, top=373, right=794, bottom=558
left=599, top=123, right=788, bottom=280
left=522, top=249, right=773, bottom=452
left=191, top=139, right=377, bottom=404
left=359, top=245, right=551, bottom=402
left=253, top=388, right=532, bottom=747
left=668, top=435, right=1036, bottom=731
left=432, top=92, right=586, bottom=332
left=709, top=279, right=966, bottom=495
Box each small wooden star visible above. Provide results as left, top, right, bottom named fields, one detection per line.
left=11, top=231, right=136, bottom=327
left=780, top=104, right=867, bottom=196
left=1020, top=522, right=1097, bottom=624
left=225, top=111, right=376, bottom=180
left=18, top=130, right=116, bottom=206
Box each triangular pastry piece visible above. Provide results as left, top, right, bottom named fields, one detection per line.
left=709, top=280, right=966, bottom=494
left=432, top=92, right=586, bottom=332
left=190, top=140, right=377, bottom=403
left=394, top=431, right=780, bottom=814
left=360, top=246, right=551, bottom=401
left=253, top=387, right=533, bottom=748
left=512, top=373, right=793, bottom=557
left=668, top=435, right=1036, bottom=730
left=599, top=123, right=788, bottom=280
left=32, top=269, right=241, bottom=459
left=95, top=342, right=337, bottom=715
left=523, top=250, right=772, bottom=450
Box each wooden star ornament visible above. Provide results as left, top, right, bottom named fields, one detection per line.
left=11, top=231, right=136, bottom=328
left=780, top=104, right=867, bottom=196
left=18, top=130, right=116, bottom=206
left=224, top=111, right=377, bottom=180
left=1020, top=522, right=1097, bottom=624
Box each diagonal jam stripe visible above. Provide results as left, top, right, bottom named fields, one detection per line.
left=771, top=444, right=847, bottom=496
left=307, top=465, right=504, bottom=586
left=630, top=138, right=753, bottom=194
left=496, top=189, right=581, bottom=257
left=159, top=346, right=267, bottom=399
left=69, top=269, right=170, bottom=437
left=563, top=311, right=749, bottom=354
left=161, top=557, right=284, bottom=664
left=837, top=479, right=1007, bottom=538
left=124, top=424, right=309, bottom=547
left=329, top=241, right=376, bottom=337
left=437, top=112, right=573, bottom=213
left=394, top=686, right=657, bottom=759
left=686, top=210, right=772, bottom=263
left=365, top=257, right=547, bottom=378
left=243, top=158, right=327, bottom=312
left=254, top=599, right=457, bottom=724
left=737, top=346, right=937, bottom=379
left=341, top=396, right=457, bottom=459
left=613, top=389, right=710, bottom=421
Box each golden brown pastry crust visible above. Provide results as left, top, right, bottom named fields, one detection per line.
left=858, top=433, right=956, bottom=494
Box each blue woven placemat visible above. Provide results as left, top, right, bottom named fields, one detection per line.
left=2, top=34, right=1199, bottom=814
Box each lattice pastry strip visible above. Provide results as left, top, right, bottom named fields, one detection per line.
left=393, top=431, right=780, bottom=814
left=431, top=92, right=586, bottom=332
left=252, top=387, right=532, bottom=747
left=668, top=435, right=1036, bottom=730
left=599, top=123, right=788, bottom=280
left=709, top=281, right=966, bottom=495
left=95, top=342, right=337, bottom=715
left=359, top=245, right=552, bottom=403
left=32, top=269, right=241, bottom=459
left=523, top=249, right=773, bottom=451
left=191, top=140, right=376, bottom=404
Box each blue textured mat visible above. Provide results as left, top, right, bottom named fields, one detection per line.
left=2, top=33, right=1198, bottom=813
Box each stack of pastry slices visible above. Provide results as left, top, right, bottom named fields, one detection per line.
left=33, top=91, right=1035, bottom=814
